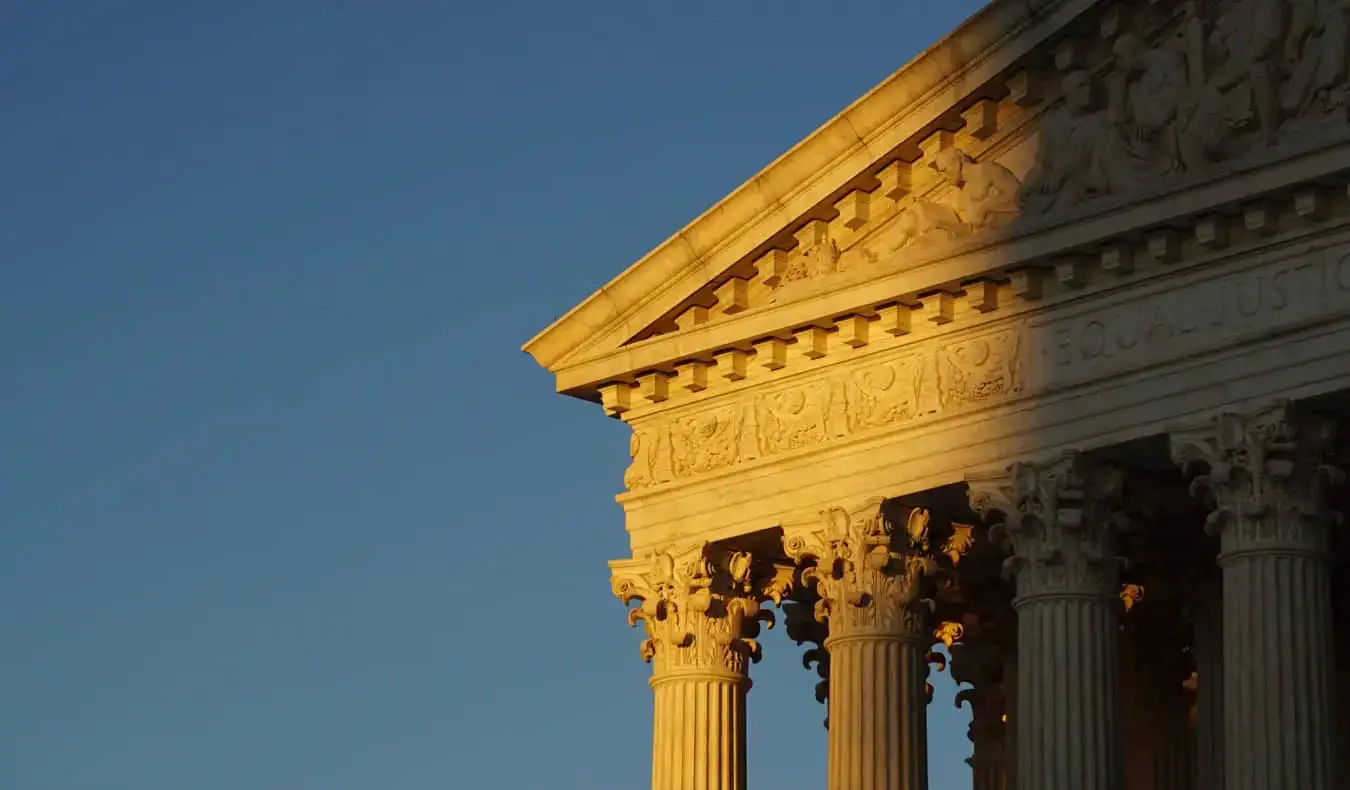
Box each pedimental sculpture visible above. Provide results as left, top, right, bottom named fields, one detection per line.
left=523, top=0, right=1350, bottom=788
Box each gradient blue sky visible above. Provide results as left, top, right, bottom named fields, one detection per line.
left=3, top=2, right=992, bottom=787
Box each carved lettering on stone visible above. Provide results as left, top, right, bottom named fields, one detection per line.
left=1035, top=242, right=1350, bottom=388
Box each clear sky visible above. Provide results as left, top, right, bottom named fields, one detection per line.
left=3, top=2, right=992, bottom=787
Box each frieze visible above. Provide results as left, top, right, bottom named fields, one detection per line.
left=1031, top=238, right=1350, bottom=388
left=623, top=327, right=1025, bottom=491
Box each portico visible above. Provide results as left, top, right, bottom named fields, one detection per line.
left=524, top=0, right=1350, bottom=787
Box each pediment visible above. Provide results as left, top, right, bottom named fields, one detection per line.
left=525, top=0, right=1350, bottom=401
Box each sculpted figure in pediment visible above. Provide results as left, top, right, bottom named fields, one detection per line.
left=1181, top=0, right=1285, bottom=165
left=1018, top=0, right=1349, bottom=217
left=930, top=147, right=1023, bottom=231
left=1018, top=70, right=1113, bottom=214
left=854, top=147, right=1022, bottom=263
left=1280, top=0, right=1349, bottom=117
left=1101, top=32, right=1190, bottom=190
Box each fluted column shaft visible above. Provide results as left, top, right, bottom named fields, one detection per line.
left=612, top=546, right=776, bottom=790
left=825, top=632, right=928, bottom=790
left=1218, top=530, right=1335, bottom=789
left=650, top=671, right=747, bottom=790
left=1014, top=592, right=1121, bottom=790
left=1173, top=406, right=1340, bottom=790
left=969, top=453, right=1125, bottom=790
left=786, top=499, right=937, bottom=790
left=1191, top=578, right=1224, bottom=790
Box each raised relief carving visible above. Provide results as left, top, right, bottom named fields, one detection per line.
left=611, top=544, right=777, bottom=676
left=1020, top=69, right=1111, bottom=214
left=668, top=407, right=742, bottom=478
left=844, top=355, right=926, bottom=432
left=622, top=326, right=1026, bottom=491
left=1104, top=32, right=1189, bottom=189
left=857, top=147, right=1024, bottom=261
left=930, top=147, right=1023, bottom=232
left=937, top=329, right=1023, bottom=407
left=1281, top=0, right=1348, bottom=117
left=756, top=382, right=834, bottom=456
left=1023, top=0, right=1350, bottom=216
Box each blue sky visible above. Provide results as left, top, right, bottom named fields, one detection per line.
left=2, top=2, right=990, bottom=787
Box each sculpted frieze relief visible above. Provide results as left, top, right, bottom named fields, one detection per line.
left=642, top=0, right=1350, bottom=345
left=623, top=326, right=1024, bottom=492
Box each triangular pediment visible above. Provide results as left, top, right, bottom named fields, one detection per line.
left=525, top=0, right=1350, bottom=400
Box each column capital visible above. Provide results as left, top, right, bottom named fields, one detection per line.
left=967, top=451, right=1127, bottom=602
left=783, top=497, right=937, bottom=640
left=1170, top=401, right=1343, bottom=558
left=611, top=543, right=776, bottom=680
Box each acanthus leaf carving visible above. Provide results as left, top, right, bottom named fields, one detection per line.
left=783, top=499, right=938, bottom=640
left=611, top=543, right=778, bottom=677
left=1169, top=400, right=1343, bottom=557
left=967, top=452, right=1128, bottom=602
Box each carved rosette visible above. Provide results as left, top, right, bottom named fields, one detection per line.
left=784, top=498, right=937, bottom=640
left=1170, top=402, right=1343, bottom=559
left=968, top=452, right=1127, bottom=602
left=611, top=545, right=775, bottom=680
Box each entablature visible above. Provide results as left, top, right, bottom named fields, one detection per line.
left=536, top=0, right=1350, bottom=408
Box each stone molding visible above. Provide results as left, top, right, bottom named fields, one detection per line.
left=524, top=0, right=1099, bottom=373
left=533, top=0, right=1350, bottom=401
left=617, top=216, right=1350, bottom=496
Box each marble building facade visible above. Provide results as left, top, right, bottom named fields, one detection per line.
left=524, top=0, right=1350, bottom=787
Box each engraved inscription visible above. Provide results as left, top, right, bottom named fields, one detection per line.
left=1037, top=244, right=1350, bottom=386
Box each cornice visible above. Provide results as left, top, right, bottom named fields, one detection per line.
left=522, top=0, right=1098, bottom=373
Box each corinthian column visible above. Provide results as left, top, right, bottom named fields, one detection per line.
left=611, top=545, right=776, bottom=790
left=785, top=498, right=935, bottom=790
left=1171, top=403, right=1341, bottom=790
left=968, top=452, right=1125, bottom=790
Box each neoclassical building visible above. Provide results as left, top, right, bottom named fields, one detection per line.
left=523, top=0, right=1350, bottom=788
